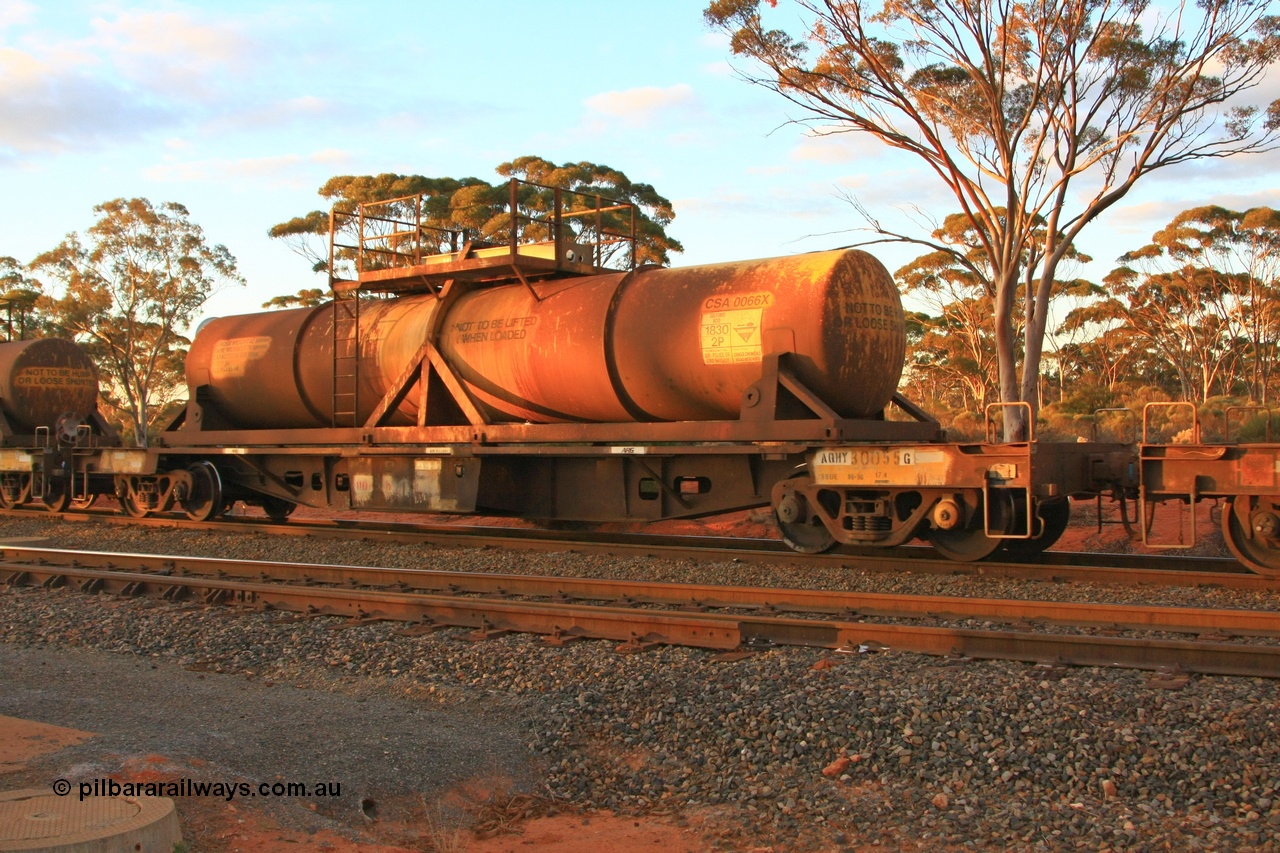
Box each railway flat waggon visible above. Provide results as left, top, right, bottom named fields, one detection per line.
left=1136, top=402, right=1280, bottom=576
left=111, top=181, right=1132, bottom=562
left=8, top=180, right=1280, bottom=577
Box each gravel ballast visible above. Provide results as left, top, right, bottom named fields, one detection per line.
left=2, top=514, right=1279, bottom=851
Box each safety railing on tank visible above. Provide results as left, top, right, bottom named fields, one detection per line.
left=0, top=292, right=38, bottom=342
left=328, top=196, right=466, bottom=282
left=327, top=178, right=639, bottom=284
left=984, top=401, right=1034, bottom=444
left=506, top=179, right=638, bottom=271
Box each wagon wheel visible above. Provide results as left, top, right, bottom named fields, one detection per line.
left=1221, top=496, right=1280, bottom=578
left=262, top=496, right=297, bottom=524
left=181, top=462, right=224, bottom=522
left=120, top=492, right=151, bottom=518
left=773, top=479, right=837, bottom=554
left=116, top=478, right=150, bottom=518
left=70, top=494, right=98, bottom=510
left=928, top=491, right=1014, bottom=562
left=0, top=477, right=20, bottom=510
left=1004, top=498, right=1071, bottom=557
left=43, top=479, right=71, bottom=513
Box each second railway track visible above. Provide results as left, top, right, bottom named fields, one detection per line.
left=4, top=544, right=1280, bottom=679
left=4, top=506, right=1272, bottom=591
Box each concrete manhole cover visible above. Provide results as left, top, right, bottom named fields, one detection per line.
left=0, top=789, right=181, bottom=852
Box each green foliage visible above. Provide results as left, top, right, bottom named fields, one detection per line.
left=268, top=156, right=683, bottom=281
left=895, top=210, right=1091, bottom=410
left=262, top=288, right=329, bottom=310
left=1035, top=407, right=1096, bottom=442
left=944, top=411, right=985, bottom=441
left=1103, top=206, right=1280, bottom=404
left=0, top=256, right=45, bottom=340
left=901, top=201, right=1280, bottom=418
left=1055, top=384, right=1118, bottom=416
left=29, top=199, right=244, bottom=445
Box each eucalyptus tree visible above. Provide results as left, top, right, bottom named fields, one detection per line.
left=1095, top=263, right=1239, bottom=403
left=1121, top=206, right=1280, bottom=403
left=31, top=199, right=243, bottom=444
left=706, top=0, right=1280, bottom=431
left=267, top=155, right=682, bottom=302
left=0, top=256, right=44, bottom=340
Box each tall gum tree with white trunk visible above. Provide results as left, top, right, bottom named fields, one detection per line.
left=705, top=0, right=1280, bottom=434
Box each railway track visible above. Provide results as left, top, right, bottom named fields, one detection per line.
left=5, top=506, right=1270, bottom=591
left=4, top=545, right=1279, bottom=678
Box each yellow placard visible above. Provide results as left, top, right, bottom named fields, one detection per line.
left=701, top=308, right=763, bottom=365
left=210, top=336, right=272, bottom=379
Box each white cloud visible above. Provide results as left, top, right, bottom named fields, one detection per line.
left=0, top=8, right=265, bottom=160
left=0, top=1, right=34, bottom=29
left=836, top=174, right=868, bottom=190
left=678, top=182, right=848, bottom=219
left=89, top=10, right=255, bottom=100
left=699, top=31, right=730, bottom=50
left=1101, top=183, right=1280, bottom=245
left=206, top=95, right=342, bottom=134
left=1172, top=144, right=1280, bottom=182
left=0, top=46, right=173, bottom=154
left=582, top=83, right=700, bottom=129
left=311, top=148, right=351, bottom=166
left=280, top=95, right=328, bottom=115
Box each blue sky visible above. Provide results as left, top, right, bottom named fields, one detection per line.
left=3, top=0, right=1279, bottom=326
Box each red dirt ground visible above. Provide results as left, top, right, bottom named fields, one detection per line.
left=0, top=715, right=722, bottom=852
left=0, top=714, right=94, bottom=774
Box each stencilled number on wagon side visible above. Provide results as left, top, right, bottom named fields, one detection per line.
left=813, top=446, right=951, bottom=487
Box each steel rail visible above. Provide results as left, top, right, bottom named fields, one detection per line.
left=14, top=508, right=1273, bottom=591
left=1, top=546, right=1275, bottom=638
left=3, top=548, right=1280, bottom=677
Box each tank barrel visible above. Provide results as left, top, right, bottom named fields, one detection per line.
left=185, top=250, right=906, bottom=429
left=0, top=339, right=100, bottom=435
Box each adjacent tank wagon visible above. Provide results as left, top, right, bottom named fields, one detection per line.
left=0, top=337, right=118, bottom=511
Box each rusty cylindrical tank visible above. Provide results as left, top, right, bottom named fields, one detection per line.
left=185, top=249, right=906, bottom=428
left=0, top=339, right=100, bottom=434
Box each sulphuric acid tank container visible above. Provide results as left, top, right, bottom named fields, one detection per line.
left=0, top=338, right=100, bottom=433
left=184, top=249, right=906, bottom=428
